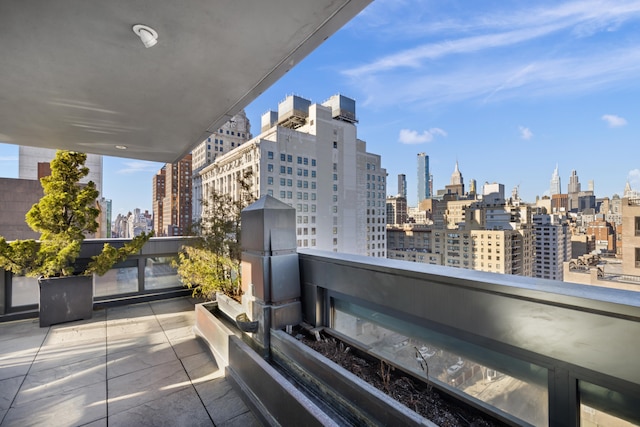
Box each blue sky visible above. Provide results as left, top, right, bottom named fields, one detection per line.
left=2, top=0, right=640, bottom=214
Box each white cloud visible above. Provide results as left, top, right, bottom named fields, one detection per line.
left=519, top=126, right=533, bottom=140
left=629, top=168, right=640, bottom=188
left=398, top=128, right=447, bottom=144
left=601, top=114, right=627, bottom=127
left=348, top=46, right=640, bottom=108
left=346, top=1, right=640, bottom=77
left=116, top=161, right=159, bottom=175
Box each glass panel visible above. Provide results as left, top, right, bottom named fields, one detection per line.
left=580, top=381, right=640, bottom=427
left=333, top=298, right=548, bottom=426
left=11, top=276, right=38, bottom=307
left=94, top=267, right=138, bottom=297
left=145, top=257, right=179, bottom=290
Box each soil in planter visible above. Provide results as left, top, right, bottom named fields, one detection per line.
left=296, top=329, right=505, bottom=427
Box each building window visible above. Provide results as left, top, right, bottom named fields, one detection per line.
left=311, top=171, right=316, bottom=178
left=287, top=154, right=293, bottom=162
left=287, top=167, right=292, bottom=175
left=267, top=164, right=274, bottom=172
left=281, top=153, right=286, bottom=161
left=311, top=159, right=316, bottom=166
left=267, top=177, right=273, bottom=185
left=267, top=151, right=274, bottom=159
left=635, top=217, right=640, bottom=236
left=280, top=191, right=286, bottom=199
left=297, top=156, right=302, bottom=164
left=280, top=178, right=286, bottom=186
left=280, top=165, right=285, bottom=174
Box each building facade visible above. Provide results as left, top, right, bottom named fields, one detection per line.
left=197, top=94, right=386, bottom=257
left=386, top=196, right=407, bottom=225
left=153, top=155, right=193, bottom=236
left=622, top=197, right=640, bottom=275
left=192, top=111, right=252, bottom=221
left=18, top=146, right=103, bottom=195
left=533, top=214, right=571, bottom=280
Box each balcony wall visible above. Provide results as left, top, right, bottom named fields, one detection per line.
left=1, top=237, right=193, bottom=320
left=298, top=248, right=640, bottom=426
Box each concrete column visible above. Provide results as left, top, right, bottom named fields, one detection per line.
left=240, top=195, right=301, bottom=353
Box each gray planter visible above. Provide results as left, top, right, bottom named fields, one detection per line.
left=39, top=275, right=94, bottom=327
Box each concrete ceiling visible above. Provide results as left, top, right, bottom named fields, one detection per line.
left=0, top=0, right=370, bottom=163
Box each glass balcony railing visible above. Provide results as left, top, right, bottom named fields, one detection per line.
left=1, top=237, right=190, bottom=318
left=298, top=248, right=640, bottom=426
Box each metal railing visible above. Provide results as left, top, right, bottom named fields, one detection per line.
left=1, top=237, right=192, bottom=321
left=298, top=249, right=640, bottom=426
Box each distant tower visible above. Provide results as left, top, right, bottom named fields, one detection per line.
left=397, top=174, right=407, bottom=198
left=568, top=170, right=581, bottom=193
left=469, top=179, right=477, bottom=195
left=550, top=164, right=561, bottom=195
left=444, top=161, right=464, bottom=196
left=417, top=153, right=430, bottom=202
left=588, top=180, right=594, bottom=192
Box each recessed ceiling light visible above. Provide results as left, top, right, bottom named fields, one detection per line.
left=132, top=24, right=158, bottom=48
left=115, top=145, right=127, bottom=150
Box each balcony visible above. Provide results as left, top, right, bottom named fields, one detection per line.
left=3, top=210, right=640, bottom=426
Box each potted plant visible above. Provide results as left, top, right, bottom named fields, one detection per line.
left=175, top=170, right=255, bottom=330
left=0, top=150, right=151, bottom=327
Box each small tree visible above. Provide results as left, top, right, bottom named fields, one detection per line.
left=175, top=169, right=254, bottom=300
left=0, top=150, right=150, bottom=278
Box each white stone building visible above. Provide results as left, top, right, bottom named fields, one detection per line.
left=197, top=94, right=386, bottom=257
left=192, top=111, right=251, bottom=221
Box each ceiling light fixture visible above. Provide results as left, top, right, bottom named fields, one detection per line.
left=115, top=145, right=127, bottom=150
left=132, top=24, right=158, bottom=48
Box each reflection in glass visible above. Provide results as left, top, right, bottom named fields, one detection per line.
left=145, top=257, right=179, bottom=290
left=94, top=267, right=138, bottom=296
left=580, top=381, right=640, bottom=427
left=333, top=299, right=548, bottom=426
left=11, top=276, right=38, bottom=306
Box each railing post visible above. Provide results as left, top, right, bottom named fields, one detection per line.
left=241, top=195, right=302, bottom=354
left=549, top=368, right=579, bottom=427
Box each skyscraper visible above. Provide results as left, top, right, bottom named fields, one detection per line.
left=417, top=153, right=430, bottom=202
left=550, top=164, right=561, bottom=195
left=397, top=174, right=407, bottom=198
left=568, top=169, right=581, bottom=194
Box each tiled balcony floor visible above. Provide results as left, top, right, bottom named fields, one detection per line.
left=0, top=297, right=260, bottom=427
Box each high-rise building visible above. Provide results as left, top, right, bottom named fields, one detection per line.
left=152, top=155, right=193, bottom=236
left=568, top=169, right=581, bottom=194
left=533, top=214, right=571, bottom=280
left=417, top=153, right=430, bottom=202
left=18, top=146, right=103, bottom=195
left=192, top=112, right=252, bottom=221
left=397, top=174, right=407, bottom=199
left=198, top=94, right=387, bottom=257
left=152, top=167, right=166, bottom=235
left=550, top=164, right=561, bottom=196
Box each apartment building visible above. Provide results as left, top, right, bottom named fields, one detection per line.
left=386, top=195, right=407, bottom=225
left=197, top=94, right=387, bottom=257
left=152, top=154, right=193, bottom=236
left=533, top=214, right=571, bottom=280
left=622, top=197, right=640, bottom=276
left=192, top=111, right=252, bottom=221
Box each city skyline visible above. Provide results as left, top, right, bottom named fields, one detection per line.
left=2, top=0, right=640, bottom=214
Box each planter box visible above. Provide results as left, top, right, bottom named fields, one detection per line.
left=39, top=275, right=94, bottom=327
left=270, top=330, right=435, bottom=426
